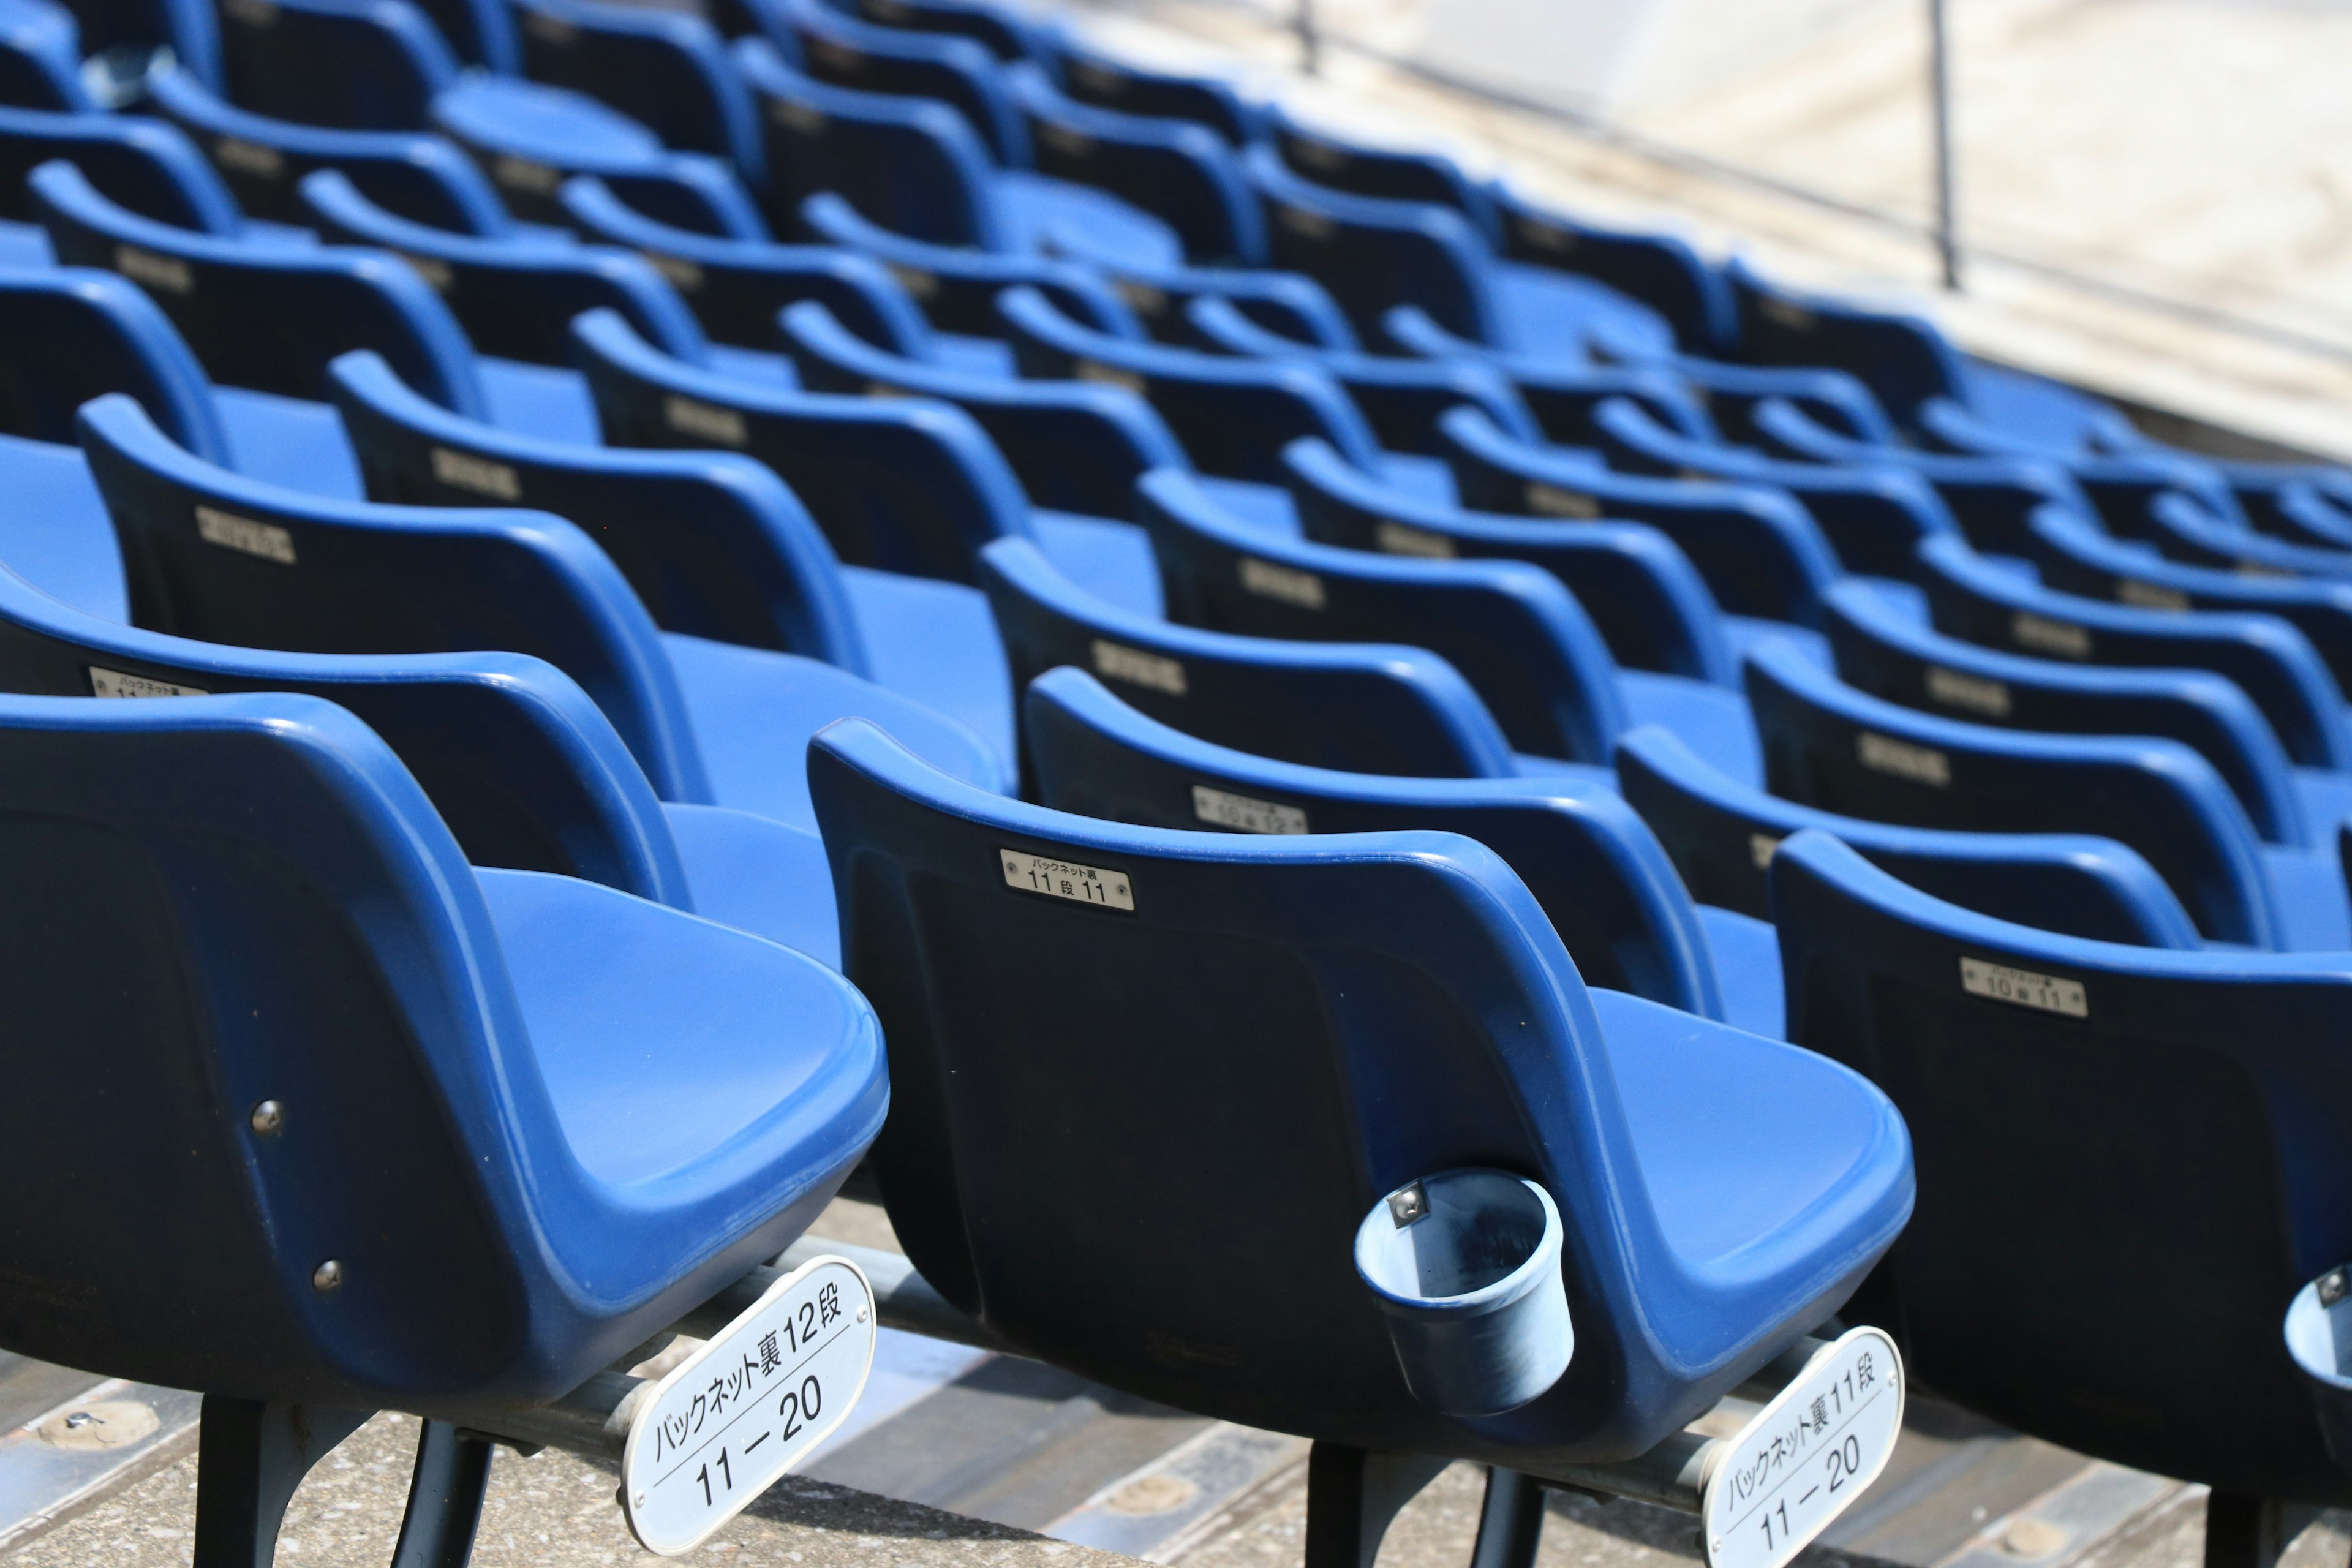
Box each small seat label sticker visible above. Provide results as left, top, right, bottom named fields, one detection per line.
left=1193, top=785, right=1308, bottom=835
left=1374, top=521, right=1454, bottom=559
left=1239, top=557, right=1325, bottom=611
left=89, top=667, right=208, bottom=699
left=431, top=447, right=521, bottom=500
left=1856, top=732, right=1950, bottom=787
left=1001, top=850, right=1134, bottom=911
left=1924, top=666, right=2009, bottom=718
left=1091, top=639, right=1186, bottom=696
left=1525, top=482, right=1600, bottom=519
left=665, top=396, right=747, bottom=447
left=1703, top=1327, right=1904, bottom=1568
left=621, top=1256, right=875, bottom=1557
left=195, top=507, right=296, bottom=565
left=2011, top=611, right=2091, bottom=659
left=1960, top=957, right=2088, bottom=1017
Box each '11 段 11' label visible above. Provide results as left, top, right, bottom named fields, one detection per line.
left=1000, top=850, right=1134, bottom=911
left=1702, top=1327, right=1904, bottom=1568
left=620, top=1256, right=876, bottom=1556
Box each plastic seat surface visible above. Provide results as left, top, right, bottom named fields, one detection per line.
left=0, top=104, right=246, bottom=232
left=513, top=0, right=762, bottom=180
left=571, top=306, right=1161, bottom=618
left=807, top=715, right=1910, bottom=1461
left=1769, top=829, right=2352, bottom=1502
left=0, top=687, right=883, bottom=1407
left=0, top=0, right=87, bottom=110
left=76, top=393, right=1011, bottom=824
left=774, top=0, right=1025, bottom=168
left=1046, top=37, right=1259, bottom=145
left=1024, top=663, right=1754, bottom=1027
left=1491, top=186, right=1732, bottom=356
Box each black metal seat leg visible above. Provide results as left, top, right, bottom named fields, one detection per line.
left=1469, top=1469, right=1547, bottom=1568
left=2203, top=1494, right=2329, bottom=1568
left=1303, top=1442, right=1451, bottom=1568
left=388, top=1421, right=496, bottom=1568
left=192, top=1396, right=374, bottom=1568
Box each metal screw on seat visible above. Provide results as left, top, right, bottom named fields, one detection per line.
left=2322, top=1268, right=2350, bottom=1308
left=1386, top=1183, right=1428, bottom=1227
left=249, top=1099, right=285, bottom=1136
left=312, top=1260, right=344, bottom=1294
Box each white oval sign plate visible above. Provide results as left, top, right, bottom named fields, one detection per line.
left=1703, top=1327, right=1904, bottom=1568
left=622, top=1255, right=877, bottom=1556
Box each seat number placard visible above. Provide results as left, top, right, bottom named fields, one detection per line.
left=1001, top=850, right=1134, bottom=911
left=1703, top=1327, right=1904, bottom=1568
left=621, top=1256, right=876, bottom=1557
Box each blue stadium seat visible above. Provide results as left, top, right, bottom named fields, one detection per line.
left=1439, top=404, right=1940, bottom=586
left=1743, top=638, right=2345, bottom=949
left=2140, top=490, right=2352, bottom=581
left=326, top=345, right=1012, bottom=756
left=2022, top=505, right=2352, bottom=692
left=1586, top=395, right=1967, bottom=580
left=1490, top=185, right=1734, bottom=356
left=74, top=390, right=1012, bottom=826
left=0, top=103, right=246, bottom=258
left=0, top=685, right=884, bottom=1408
left=570, top=306, right=1164, bottom=614
left=296, top=168, right=737, bottom=379
left=807, top=712, right=1912, bottom=1462
left=1179, top=292, right=1539, bottom=458
left=0, top=0, right=89, bottom=110
left=1004, top=62, right=1262, bottom=266
left=1265, top=104, right=1499, bottom=243
left=1616, top=723, right=2204, bottom=949
left=557, top=172, right=933, bottom=355
left=1915, top=533, right=2352, bottom=774
left=512, top=0, right=762, bottom=183
left=0, top=263, right=364, bottom=501
left=1022, top=663, right=1777, bottom=1032
left=1044, top=34, right=1260, bottom=146
left=1822, top=578, right=2341, bottom=850
left=1770, top=828, right=2352, bottom=1505
left=1283, top=433, right=1839, bottom=641
left=0, top=556, right=851, bottom=960
left=984, top=530, right=1672, bottom=785
left=2286, top=1270, right=2352, bottom=1484
left=771, top=0, right=1025, bottom=168
left=1136, top=467, right=1760, bottom=777
left=836, top=0, right=1035, bottom=61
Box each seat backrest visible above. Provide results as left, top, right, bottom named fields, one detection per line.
left=1050, top=41, right=1259, bottom=146
left=1743, top=639, right=2282, bottom=948
left=329, top=348, right=868, bottom=670
left=514, top=0, right=760, bottom=179
left=557, top=173, right=933, bottom=355
left=0, top=104, right=241, bottom=229
left=1005, top=62, right=1259, bottom=266
left=734, top=35, right=1000, bottom=246
left=0, top=556, right=692, bottom=899
left=1769, top=829, right=2352, bottom=1495
left=0, top=263, right=230, bottom=460
left=0, top=0, right=90, bottom=110
left=997, top=284, right=1382, bottom=482
left=1243, top=142, right=1501, bottom=347
left=980, top=534, right=1520, bottom=782
left=0, top=686, right=568, bottom=1402
left=1823, top=579, right=2308, bottom=848
left=2023, top=505, right=2352, bottom=693
left=216, top=0, right=459, bottom=130
left=1723, top=257, right=1964, bottom=424
left=1266, top=105, right=1498, bottom=244
left=1492, top=189, right=1731, bottom=356
left=777, top=0, right=1024, bottom=168
left=75, top=393, right=710, bottom=800
left=52, top=0, right=221, bottom=89
left=1915, top=533, right=2352, bottom=772
left=145, top=61, right=513, bottom=233
left=807, top=711, right=1752, bottom=1455
left=1616, top=724, right=2203, bottom=948
left=1280, top=434, right=1770, bottom=668
left=298, top=168, right=710, bottom=367
left=1024, top=665, right=1724, bottom=1016
left=845, top=0, right=1033, bottom=61
left=32, top=159, right=491, bottom=414
left=573, top=306, right=1033, bottom=586
left=1137, top=468, right=1627, bottom=764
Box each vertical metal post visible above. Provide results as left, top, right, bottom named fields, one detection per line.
left=1928, top=0, right=1961, bottom=289
left=1295, top=0, right=1320, bottom=75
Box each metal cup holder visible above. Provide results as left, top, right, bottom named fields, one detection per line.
left=2287, top=1263, right=2352, bottom=1472
left=1354, top=1168, right=1572, bottom=1419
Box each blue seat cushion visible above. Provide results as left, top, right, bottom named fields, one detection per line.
left=1725, top=616, right=1833, bottom=673
left=432, top=74, right=663, bottom=165
left=1618, top=669, right=1762, bottom=786
left=1591, top=986, right=1900, bottom=1266
left=478, top=863, right=878, bottom=1193
left=1494, top=261, right=1675, bottom=361
left=660, top=630, right=1013, bottom=828
left=839, top=564, right=1014, bottom=775
left=1029, top=509, right=1163, bottom=618
left=1507, top=754, right=1618, bottom=790
left=216, top=388, right=366, bottom=499
left=1376, top=451, right=1457, bottom=505
left=0, top=433, right=127, bottom=623
left=479, top=357, right=604, bottom=443
left=0, top=218, right=52, bottom=266
left=1695, top=903, right=1784, bottom=1041
left=933, top=333, right=1016, bottom=379
left=707, top=344, right=800, bottom=386
left=998, top=170, right=1183, bottom=273
left=2293, top=767, right=2352, bottom=843
left=663, top=801, right=840, bottom=968
left=1195, top=477, right=1297, bottom=537
left=2261, top=843, right=2351, bottom=951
